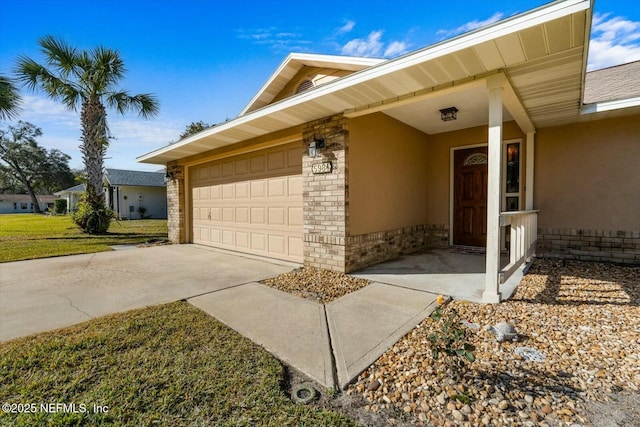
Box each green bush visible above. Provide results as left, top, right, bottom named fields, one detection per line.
left=72, top=191, right=113, bottom=234
left=54, top=198, right=67, bottom=215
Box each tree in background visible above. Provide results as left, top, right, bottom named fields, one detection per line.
left=0, top=75, right=22, bottom=120
left=16, top=36, right=159, bottom=232
left=0, top=121, right=75, bottom=213
left=179, top=120, right=210, bottom=140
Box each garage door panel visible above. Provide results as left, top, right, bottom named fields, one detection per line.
left=222, top=207, right=234, bottom=222
left=236, top=182, right=249, bottom=198
left=289, top=206, right=303, bottom=226
left=222, top=230, right=234, bottom=245
left=251, top=207, right=266, bottom=225
left=289, top=236, right=303, bottom=256
left=236, top=207, right=249, bottom=223
left=252, top=233, right=266, bottom=250
left=251, top=180, right=266, bottom=198
left=268, top=207, right=285, bottom=225
left=250, top=155, right=265, bottom=173
left=222, top=161, right=234, bottom=177
left=235, top=158, right=249, bottom=175
left=288, top=176, right=302, bottom=196
left=222, top=184, right=234, bottom=199
left=287, top=146, right=302, bottom=167
left=210, top=164, right=221, bottom=179
left=267, top=151, right=285, bottom=170
left=268, top=178, right=286, bottom=197
left=268, top=235, right=286, bottom=255
left=191, top=142, right=303, bottom=262
left=236, top=231, right=249, bottom=248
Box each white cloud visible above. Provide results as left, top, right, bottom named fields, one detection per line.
left=384, top=41, right=408, bottom=57
left=341, top=30, right=384, bottom=57
left=588, top=13, right=640, bottom=70
left=236, top=27, right=311, bottom=52
left=20, top=95, right=80, bottom=128
left=337, top=20, right=355, bottom=34
left=437, top=12, right=504, bottom=38
left=341, top=31, right=407, bottom=58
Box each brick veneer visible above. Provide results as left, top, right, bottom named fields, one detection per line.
left=301, top=114, right=449, bottom=272
left=536, top=228, right=640, bottom=264
left=166, top=163, right=186, bottom=243
left=302, top=114, right=350, bottom=271
left=345, top=224, right=449, bottom=272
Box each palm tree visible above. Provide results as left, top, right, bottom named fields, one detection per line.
left=0, top=75, right=22, bottom=120
left=15, top=35, right=159, bottom=232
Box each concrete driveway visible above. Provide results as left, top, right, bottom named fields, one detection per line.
left=0, top=245, right=294, bottom=342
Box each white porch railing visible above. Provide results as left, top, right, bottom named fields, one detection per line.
left=499, top=210, right=538, bottom=283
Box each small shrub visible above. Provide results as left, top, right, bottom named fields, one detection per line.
left=72, top=191, right=112, bottom=234
left=54, top=199, right=67, bottom=215
left=428, top=296, right=476, bottom=370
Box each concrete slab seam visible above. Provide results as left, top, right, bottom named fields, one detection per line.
left=336, top=299, right=440, bottom=389
left=323, top=304, right=339, bottom=391
left=181, top=280, right=257, bottom=301
left=370, top=281, right=442, bottom=296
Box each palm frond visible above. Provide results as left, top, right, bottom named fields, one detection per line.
left=105, top=91, right=159, bottom=119
left=39, top=35, right=80, bottom=79
left=0, top=75, right=22, bottom=120
left=15, top=55, right=82, bottom=111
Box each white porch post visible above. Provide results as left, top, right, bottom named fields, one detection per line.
left=483, top=75, right=505, bottom=303
left=525, top=131, right=535, bottom=210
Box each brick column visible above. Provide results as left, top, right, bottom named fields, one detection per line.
left=302, top=114, right=349, bottom=272
left=166, top=162, right=187, bottom=243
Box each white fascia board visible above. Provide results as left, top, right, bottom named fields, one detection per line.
left=580, top=97, right=640, bottom=114
left=138, top=0, right=590, bottom=164
left=238, top=53, right=385, bottom=116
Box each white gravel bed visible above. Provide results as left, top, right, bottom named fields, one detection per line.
left=346, top=259, right=640, bottom=426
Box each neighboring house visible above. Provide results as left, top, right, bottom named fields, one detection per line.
left=55, top=169, right=167, bottom=219
left=0, top=194, right=57, bottom=213
left=138, top=0, right=639, bottom=302
left=53, top=184, right=84, bottom=214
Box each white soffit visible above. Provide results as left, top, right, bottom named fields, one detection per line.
left=138, top=0, right=592, bottom=165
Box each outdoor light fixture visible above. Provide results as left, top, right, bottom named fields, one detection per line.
left=309, top=136, right=324, bottom=157
left=164, top=170, right=174, bottom=182
left=439, top=106, right=459, bottom=121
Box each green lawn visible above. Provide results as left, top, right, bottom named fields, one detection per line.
left=0, top=214, right=168, bottom=263
left=0, top=302, right=357, bottom=427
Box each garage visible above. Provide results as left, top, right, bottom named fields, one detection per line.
left=189, top=142, right=303, bottom=262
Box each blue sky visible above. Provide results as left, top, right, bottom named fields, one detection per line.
left=1, top=0, right=639, bottom=172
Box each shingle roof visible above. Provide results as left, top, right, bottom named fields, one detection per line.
left=104, top=169, right=166, bottom=187
left=584, top=61, right=640, bottom=104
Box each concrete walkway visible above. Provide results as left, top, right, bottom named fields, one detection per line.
left=352, top=248, right=522, bottom=302
left=189, top=281, right=438, bottom=390
left=1, top=244, right=441, bottom=390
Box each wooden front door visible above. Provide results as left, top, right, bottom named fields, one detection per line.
left=453, top=146, right=488, bottom=247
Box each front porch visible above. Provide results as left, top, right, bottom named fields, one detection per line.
left=352, top=247, right=525, bottom=303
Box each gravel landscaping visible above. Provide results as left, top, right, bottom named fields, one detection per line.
left=345, top=259, right=640, bottom=426
left=262, top=267, right=371, bottom=303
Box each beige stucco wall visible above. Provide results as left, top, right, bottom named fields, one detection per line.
left=535, top=115, right=640, bottom=231
left=349, top=112, right=430, bottom=235
left=425, top=121, right=525, bottom=226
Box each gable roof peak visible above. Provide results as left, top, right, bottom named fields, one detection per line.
left=240, top=52, right=385, bottom=116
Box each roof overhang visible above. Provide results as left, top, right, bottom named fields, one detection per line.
left=138, top=0, right=593, bottom=165
left=240, top=53, right=385, bottom=115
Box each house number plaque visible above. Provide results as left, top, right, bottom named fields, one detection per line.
left=311, top=161, right=332, bottom=174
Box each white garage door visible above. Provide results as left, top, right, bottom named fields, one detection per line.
left=189, top=142, right=303, bottom=262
